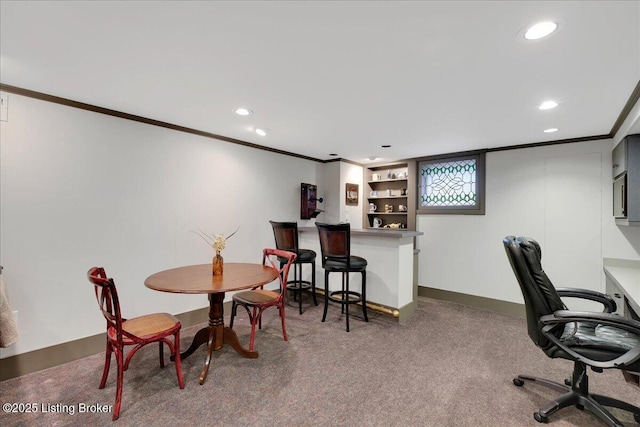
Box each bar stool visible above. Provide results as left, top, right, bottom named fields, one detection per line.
left=315, top=222, right=368, bottom=332
left=269, top=221, right=318, bottom=314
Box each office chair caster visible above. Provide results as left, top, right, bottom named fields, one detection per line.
left=534, top=412, right=548, bottom=423
left=513, top=377, right=524, bottom=386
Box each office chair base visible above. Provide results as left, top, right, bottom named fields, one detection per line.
left=514, top=371, right=640, bottom=427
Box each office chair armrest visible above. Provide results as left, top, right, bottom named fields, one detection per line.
left=555, top=288, right=617, bottom=313
left=544, top=310, right=640, bottom=334
left=540, top=310, right=640, bottom=370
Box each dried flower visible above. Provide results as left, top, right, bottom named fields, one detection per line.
left=191, top=227, right=240, bottom=252
left=212, top=235, right=226, bottom=251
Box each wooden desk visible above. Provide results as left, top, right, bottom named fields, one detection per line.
left=604, top=258, right=640, bottom=385
left=145, top=263, right=278, bottom=384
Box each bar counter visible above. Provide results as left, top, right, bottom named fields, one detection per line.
left=298, top=226, right=423, bottom=323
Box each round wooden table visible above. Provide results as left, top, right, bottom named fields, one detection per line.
left=144, top=263, right=278, bottom=384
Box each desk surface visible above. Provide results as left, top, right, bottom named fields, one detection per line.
left=145, top=263, right=278, bottom=294
left=603, top=259, right=640, bottom=315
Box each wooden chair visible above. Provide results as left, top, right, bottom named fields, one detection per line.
left=229, top=248, right=297, bottom=351
left=269, top=220, right=318, bottom=314
left=316, top=222, right=368, bottom=332
left=87, top=267, right=185, bottom=421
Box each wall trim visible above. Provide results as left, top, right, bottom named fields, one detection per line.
left=2, top=81, right=638, bottom=164
left=0, top=83, right=324, bottom=163
left=418, top=286, right=525, bottom=318
left=0, top=306, right=211, bottom=381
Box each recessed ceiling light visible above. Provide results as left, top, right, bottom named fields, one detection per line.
left=538, top=100, right=558, bottom=110
left=329, top=153, right=338, bottom=156
left=381, top=145, right=391, bottom=148
left=255, top=128, right=267, bottom=136
left=544, top=128, right=559, bottom=133
left=368, top=156, right=378, bottom=161
left=524, top=21, right=558, bottom=40
left=234, top=107, right=253, bottom=116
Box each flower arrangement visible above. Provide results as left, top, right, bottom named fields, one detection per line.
left=192, top=227, right=240, bottom=275
left=192, top=226, right=240, bottom=253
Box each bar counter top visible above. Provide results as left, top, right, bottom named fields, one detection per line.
left=298, top=226, right=423, bottom=239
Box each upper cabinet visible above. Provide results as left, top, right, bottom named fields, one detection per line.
left=364, top=162, right=416, bottom=230
left=613, top=134, right=640, bottom=226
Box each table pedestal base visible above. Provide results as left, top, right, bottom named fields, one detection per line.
left=178, top=293, right=258, bottom=384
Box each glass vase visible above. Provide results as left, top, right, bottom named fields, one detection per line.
left=212, top=250, right=224, bottom=275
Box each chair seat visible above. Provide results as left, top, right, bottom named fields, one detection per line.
left=555, top=321, right=640, bottom=371
left=295, top=249, right=316, bottom=262
left=233, top=289, right=280, bottom=306
left=324, top=255, right=367, bottom=271
left=278, top=248, right=316, bottom=263
left=108, top=313, right=180, bottom=343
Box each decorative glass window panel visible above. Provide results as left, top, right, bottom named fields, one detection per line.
left=421, top=159, right=476, bottom=206
left=417, top=152, right=485, bottom=215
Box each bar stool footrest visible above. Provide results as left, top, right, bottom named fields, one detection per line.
left=287, top=280, right=312, bottom=291
left=328, top=290, right=362, bottom=305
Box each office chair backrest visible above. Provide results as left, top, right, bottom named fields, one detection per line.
left=316, top=222, right=351, bottom=264
left=269, top=221, right=299, bottom=253
left=503, top=236, right=566, bottom=348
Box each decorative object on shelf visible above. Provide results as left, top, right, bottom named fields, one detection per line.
left=345, top=183, right=359, bottom=206
left=387, top=189, right=393, bottom=197
left=400, top=188, right=407, bottom=196
left=387, top=170, right=393, bottom=179
left=384, top=223, right=404, bottom=229
left=398, top=205, right=407, bottom=212
left=372, top=173, right=382, bottom=181
left=373, top=217, right=382, bottom=228
left=385, top=204, right=393, bottom=213
left=369, top=203, right=377, bottom=212
left=370, top=190, right=378, bottom=197
left=191, top=227, right=240, bottom=275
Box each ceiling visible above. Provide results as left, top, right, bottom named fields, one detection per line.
left=1, top=1, right=639, bottom=164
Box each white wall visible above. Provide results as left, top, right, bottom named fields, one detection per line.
left=417, top=139, right=640, bottom=304
left=316, top=161, right=364, bottom=227
left=0, top=94, right=323, bottom=357
left=3, top=92, right=638, bottom=358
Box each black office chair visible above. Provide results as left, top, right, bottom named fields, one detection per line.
left=269, top=221, right=318, bottom=314
left=316, top=222, right=368, bottom=332
left=503, top=236, right=640, bottom=426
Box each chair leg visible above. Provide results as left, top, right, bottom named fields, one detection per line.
left=249, top=307, right=259, bottom=351
left=279, top=303, right=288, bottom=342
left=173, top=331, right=185, bottom=389
left=345, top=272, right=350, bottom=332
left=311, top=260, right=318, bottom=306
left=112, top=348, right=124, bottom=421
left=99, top=338, right=112, bottom=389
left=322, top=270, right=330, bottom=322
left=158, top=341, right=165, bottom=368
left=341, top=273, right=346, bottom=314
left=229, top=301, right=237, bottom=329
left=297, top=263, right=303, bottom=315
left=361, top=270, right=368, bottom=322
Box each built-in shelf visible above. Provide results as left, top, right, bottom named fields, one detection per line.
left=364, top=162, right=416, bottom=230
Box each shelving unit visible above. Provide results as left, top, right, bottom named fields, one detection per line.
left=364, top=162, right=416, bottom=230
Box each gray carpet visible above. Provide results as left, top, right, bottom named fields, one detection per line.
left=1, top=296, right=639, bottom=426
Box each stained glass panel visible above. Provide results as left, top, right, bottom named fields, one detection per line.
left=421, top=159, right=477, bottom=206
